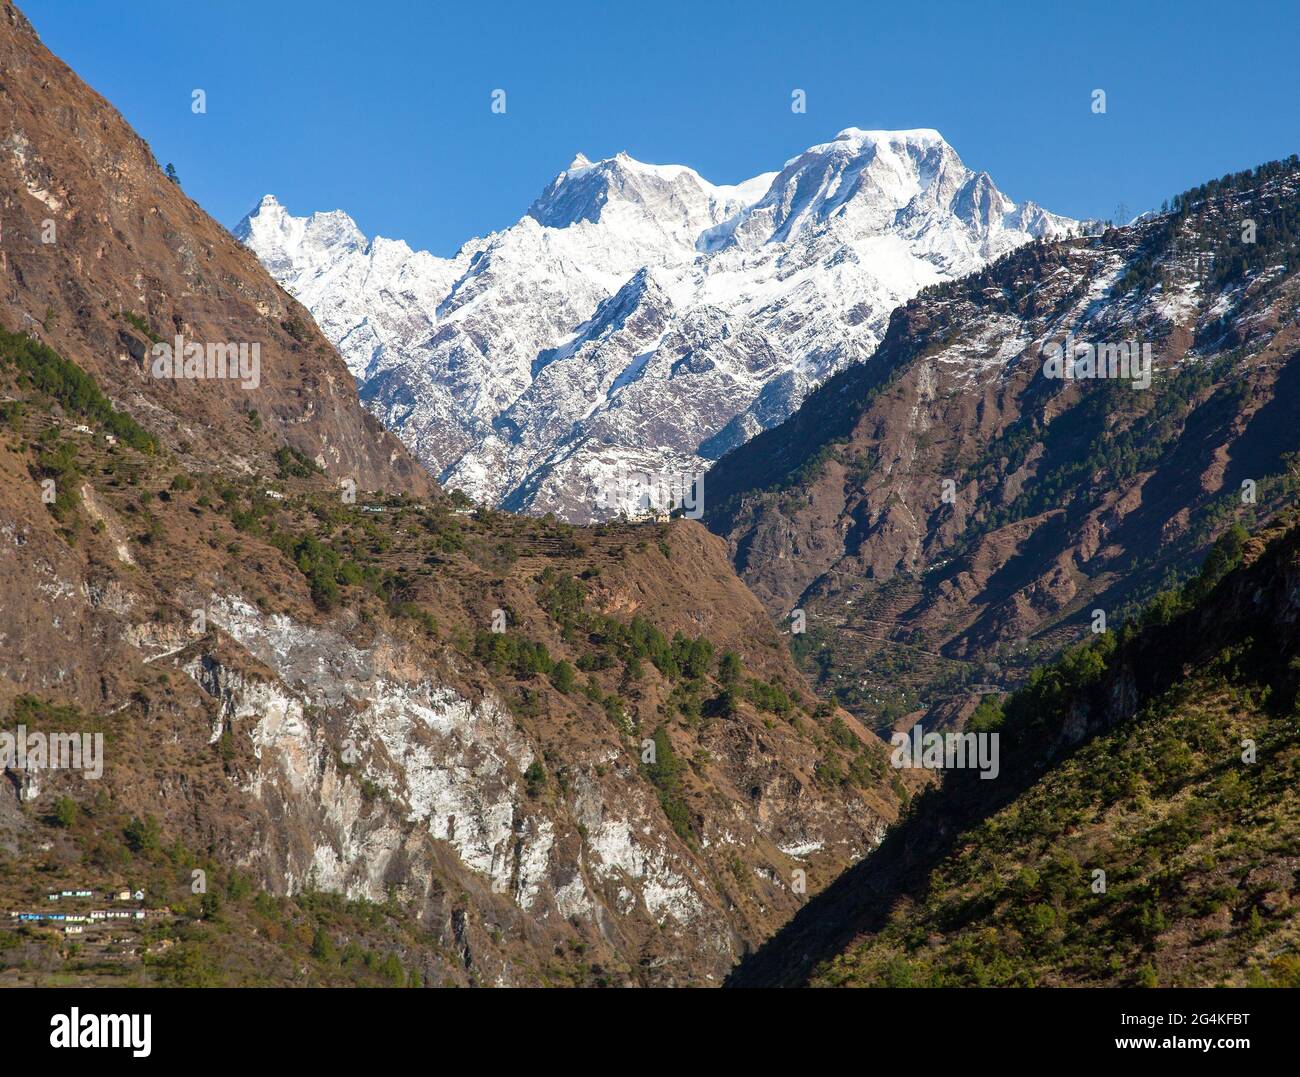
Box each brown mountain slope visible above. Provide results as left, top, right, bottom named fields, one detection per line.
left=1, top=424, right=896, bottom=984
left=0, top=1, right=428, bottom=495
left=704, top=158, right=1300, bottom=735
left=0, top=2, right=898, bottom=986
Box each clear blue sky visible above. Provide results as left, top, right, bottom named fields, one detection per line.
left=23, top=0, right=1300, bottom=256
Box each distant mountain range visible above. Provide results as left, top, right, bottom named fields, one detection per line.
left=236, top=130, right=1079, bottom=520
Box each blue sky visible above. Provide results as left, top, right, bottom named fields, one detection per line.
left=24, top=0, right=1300, bottom=256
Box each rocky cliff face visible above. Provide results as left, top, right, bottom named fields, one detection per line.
left=0, top=1, right=896, bottom=986
left=236, top=130, right=1077, bottom=521
left=704, top=157, right=1300, bottom=733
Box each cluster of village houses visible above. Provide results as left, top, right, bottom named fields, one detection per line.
left=7, top=888, right=169, bottom=935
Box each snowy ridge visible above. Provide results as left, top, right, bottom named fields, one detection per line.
left=235, top=129, right=1078, bottom=521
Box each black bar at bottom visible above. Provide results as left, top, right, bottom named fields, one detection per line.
left=5, top=985, right=1290, bottom=1064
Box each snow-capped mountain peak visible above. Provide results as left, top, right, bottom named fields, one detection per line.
left=236, top=129, right=1079, bottom=520
left=526, top=149, right=767, bottom=253
left=714, top=127, right=1068, bottom=254
left=235, top=196, right=369, bottom=280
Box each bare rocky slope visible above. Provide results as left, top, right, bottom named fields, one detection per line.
left=0, top=2, right=899, bottom=986
left=703, top=157, right=1300, bottom=735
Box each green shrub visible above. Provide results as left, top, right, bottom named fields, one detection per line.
left=124, top=814, right=162, bottom=854
left=51, top=796, right=79, bottom=827
left=524, top=760, right=546, bottom=797
left=550, top=660, right=575, bottom=694
left=717, top=650, right=742, bottom=685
